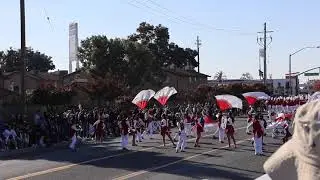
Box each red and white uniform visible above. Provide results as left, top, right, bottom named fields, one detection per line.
left=225, top=123, right=235, bottom=136
left=160, top=118, right=169, bottom=136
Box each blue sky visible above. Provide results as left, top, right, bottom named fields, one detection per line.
left=1, top=0, right=320, bottom=82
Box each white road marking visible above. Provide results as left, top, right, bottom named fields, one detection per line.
left=7, top=126, right=247, bottom=180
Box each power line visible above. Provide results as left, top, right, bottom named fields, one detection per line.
left=128, top=0, right=183, bottom=24
left=144, top=0, right=199, bottom=25
left=134, top=0, right=204, bottom=28
left=43, top=7, right=54, bottom=31
left=145, top=0, right=254, bottom=34
left=131, top=0, right=256, bottom=36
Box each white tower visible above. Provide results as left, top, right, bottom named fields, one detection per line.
left=69, top=22, right=79, bottom=73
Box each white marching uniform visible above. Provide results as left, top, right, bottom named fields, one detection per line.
left=119, top=120, right=130, bottom=149
left=135, top=118, right=144, bottom=142
left=246, top=117, right=253, bottom=133
left=254, top=136, right=263, bottom=155
left=176, top=121, right=187, bottom=152
left=253, top=121, right=264, bottom=155
left=219, top=117, right=227, bottom=142
left=143, top=112, right=154, bottom=139
left=184, top=122, right=192, bottom=136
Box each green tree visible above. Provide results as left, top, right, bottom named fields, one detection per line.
left=123, top=40, right=164, bottom=89
left=26, top=48, right=55, bottom=72
left=0, top=48, right=20, bottom=72
left=167, top=43, right=198, bottom=68
left=78, top=35, right=165, bottom=96
left=82, top=72, right=127, bottom=103
left=0, top=48, right=55, bottom=72
left=129, top=22, right=198, bottom=69
left=78, top=36, right=126, bottom=78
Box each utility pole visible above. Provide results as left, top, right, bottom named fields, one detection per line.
left=20, top=0, right=26, bottom=112
left=263, top=23, right=267, bottom=83
left=257, top=23, right=273, bottom=85
left=196, top=36, right=201, bottom=73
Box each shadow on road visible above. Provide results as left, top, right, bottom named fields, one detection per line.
left=0, top=119, right=280, bottom=180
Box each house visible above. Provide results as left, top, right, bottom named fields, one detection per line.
left=59, top=68, right=210, bottom=103
left=62, top=70, right=90, bottom=86
left=3, top=71, right=43, bottom=95
left=0, top=74, right=20, bottom=105
left=2, top=70, right=68, bottom=95
left=62, top=68, right=210, bottom=91
left=62, top=70, right=92, bottom=104
left=38, top=70, right=68, bottom=89
left=208, top=79, right=265, bottom=86
left=163, top=68, right=210, bottom=91
left=207, top=78, right=299, bottom=96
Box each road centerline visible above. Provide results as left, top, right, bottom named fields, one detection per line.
left=111, top=137, right=251, bottom=180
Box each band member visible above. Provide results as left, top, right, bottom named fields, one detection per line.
left=143, top=110, right=154, bottom=139
left=228, top=110, right=235, bottom=123
left=282, top=120, right=292, bottom=143
left=213, top=111, right=222, bottom=139
left=225, top=120, right=236, bottom=148
left=253, top=115, right=264, bottom=155
left=219, top=114, right=227, bottom=143
left=135, top=113, right=144, bottom=143
left=160, top=114, right=175, bottom=147
left=173, top=113, right=184, bottom=141
left=69, top=121, right=82, bottom=151
left=130, top=117, right=138, bottom=146
left=194, top=112, right=204, bottom=147
left=184, top=113, right=193, bottom=137
left=119, top=116, right=130, bottom=150
left=259, top=114, right=267, bottom=144
left=176, top=119, right=187, bottom=153
left=246, top=108, right=254, bottom=134
left=93, top=113, right=105, bottom=143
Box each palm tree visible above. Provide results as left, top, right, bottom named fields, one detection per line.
left=240, top=72, right=253, bottom=80
left=214, top=71, right=227, bottom=82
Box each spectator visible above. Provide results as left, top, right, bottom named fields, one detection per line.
left=2, top=125, right=18, bottom=150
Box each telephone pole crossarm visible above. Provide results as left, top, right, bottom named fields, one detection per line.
left=257, top=23, right=273, bottom=85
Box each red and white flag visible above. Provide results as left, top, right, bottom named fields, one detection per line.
left=243, top=91, right=270, bottom=105
left=203, top=115, right=219, bottom=132
left=132, top=89, right=155, bottom=109
left=215, top=94, right=243, bottom=111
left=154, top=86, right=177, bottom=106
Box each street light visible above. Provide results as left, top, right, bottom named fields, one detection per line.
left=289, top=46, right=320, bottom=95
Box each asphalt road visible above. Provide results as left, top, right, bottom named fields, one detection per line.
left=0, top=118, right=283, bottom=180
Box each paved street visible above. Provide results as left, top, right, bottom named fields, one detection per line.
left=0, top=118, right=282, bottom=180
